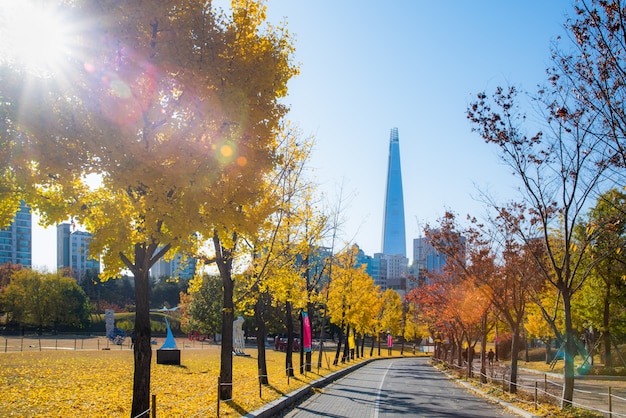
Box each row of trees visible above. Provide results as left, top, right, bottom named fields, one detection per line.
left=179, top=245, right=419, bottom=379
left=0, top=262, right=192, bottom=332
left=410, top=1, right=626, bottom=409
left=409, top=187, right=626, bottom=395
left=0, top=265, right=91, bottom=332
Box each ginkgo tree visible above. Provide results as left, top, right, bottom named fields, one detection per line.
left=326, top=245, right=380, bottom=365
left=235, top=127, right=318, bottom=381
left=378, top=288, right=403, bottom=353
left=1, top=0, right=298, bottom=415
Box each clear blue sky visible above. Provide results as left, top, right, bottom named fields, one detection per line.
left=32, top=0, right=574, bottom=270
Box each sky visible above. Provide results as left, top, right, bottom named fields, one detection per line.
left=32, top=0, right=574, bottom=270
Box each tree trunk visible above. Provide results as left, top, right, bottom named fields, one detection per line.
left=360, top=333, right=365, bottom=358
left=333, top=322, right=343, bottom=366
left=509, top=328, right=520, bottom=394
left=255, top=292, right=269, bottom=385
left=561, top=291, right=575, bottom=407
left=545, top=338, right=552, bottom=364
left=466, top=343, right=473, bottom=378
left=342, top=324, right=350, bottom=363
left=370, top=334, right=375, bottom=357
left=285, top=301, right=294, bottom=377
left=317, top=306, right=327, bottom=370
left=214, top=233, right=236, bottom=402
left=480, top=331, right=488, bottom=384
left=219, top=271, right=234, bottom=400
left=603, top=286, right=612, bottom=368
left=130, top=268, right=151, bottom=418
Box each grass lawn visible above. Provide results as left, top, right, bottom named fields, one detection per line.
left=0, top=337, right=417, bottom=417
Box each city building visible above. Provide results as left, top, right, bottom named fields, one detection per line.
left=0, top=201, right=32, bottom=267
left=57, top=223, right=100, bottom=282
left=150, top=253, right=197, bottom=281
left=381, top=127, right=407, bottom=257
left=409, top=234, right=464, bottom=286
left=410, top=236, right=447, bottom=286
left=374, top=128, right=409, bottom=293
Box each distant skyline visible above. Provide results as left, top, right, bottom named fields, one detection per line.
left=32, top=1, right=573, bottom=270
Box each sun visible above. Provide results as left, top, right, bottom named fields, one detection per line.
left=0, top=1, right=75, bottom=76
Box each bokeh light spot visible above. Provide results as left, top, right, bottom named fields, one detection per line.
left=110, top=79, right=132, bottom=98
left=237, top=156, right=247, bottom=167
left=220, top=145, right=233, bottom=158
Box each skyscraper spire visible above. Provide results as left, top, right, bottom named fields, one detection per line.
left=382, top=127, right=406, bottom=256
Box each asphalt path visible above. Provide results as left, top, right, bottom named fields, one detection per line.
left=281, top=357, right=522, bottom=417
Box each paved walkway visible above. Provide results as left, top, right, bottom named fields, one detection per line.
left=280, top=358, right=523, bottom=417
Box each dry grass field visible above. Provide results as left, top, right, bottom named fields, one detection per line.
left=0, top=336, right=409, bottom=417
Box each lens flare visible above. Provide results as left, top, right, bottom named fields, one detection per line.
left=0, top=1, right=74, bottom=76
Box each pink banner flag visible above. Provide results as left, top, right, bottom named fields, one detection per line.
left=303, top=311, right=312, bottom=353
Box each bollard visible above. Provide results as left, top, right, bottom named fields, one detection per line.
left=534, top=381, right=538, bottom=411
left=4, top=338, right=7, bottom=353
left=152, top=394, right=156, bottom=418
left=609, top=386, right=612, bottom=418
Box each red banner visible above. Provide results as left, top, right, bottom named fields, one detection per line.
left=303, top=311, right=312, bottom=353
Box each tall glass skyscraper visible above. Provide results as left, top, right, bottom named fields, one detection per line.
left=381, top=127, right=406, bottom=257
left=0, top=201, right=32, bottom=267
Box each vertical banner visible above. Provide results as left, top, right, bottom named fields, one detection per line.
left=302, top=311, right=312, bottom=353
left=387, top=333, right=393, bottom=348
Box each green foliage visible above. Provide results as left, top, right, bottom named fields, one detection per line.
left=180, top=275, right=223, bottom=335
left=1, top=269, right=91, bottom=330
left=150, top=277, right=188, bottom=310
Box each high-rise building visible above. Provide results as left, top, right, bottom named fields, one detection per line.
left=382, top=127, right=406, bottom=257
left=413, top=236, right=447, bottom=273
left=57, top=223, right=100, bottom=281
left=410, top=234, right=464, bottom=286
left=377, top=128, right=409, bottom=293
left=150, top=253, right=197, bottom=281
left=0, top=201, right=32, bottom=267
